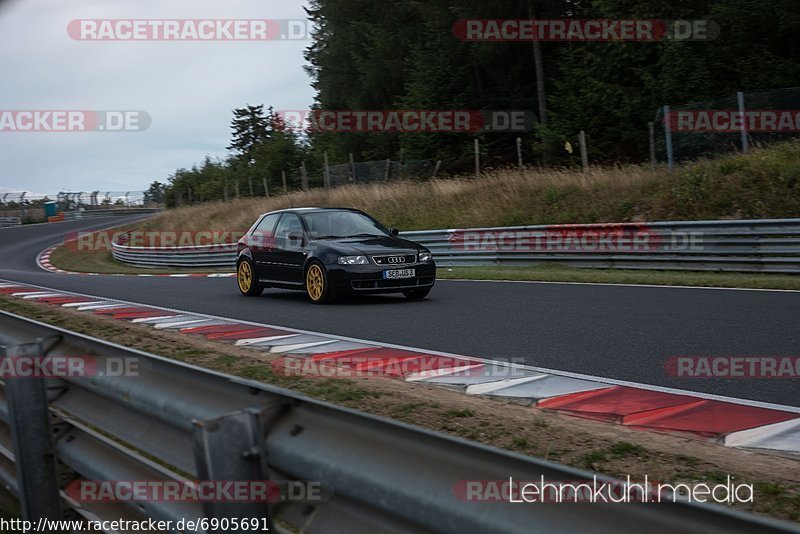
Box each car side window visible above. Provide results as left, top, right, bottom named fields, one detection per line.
left=274, top=213, right=304, bottom=242
left=275, top=213, right=303, bottom=249
left=254, top=213, right=281, bottom=236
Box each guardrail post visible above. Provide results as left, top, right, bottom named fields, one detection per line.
left=193, top=408, right=274, bottom=532
left=3, top=341, right=63, bottom=528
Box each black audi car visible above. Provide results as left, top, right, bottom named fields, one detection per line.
left=236, top=208, right=435, bottom=303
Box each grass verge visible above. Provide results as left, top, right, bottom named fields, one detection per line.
left=437, top=265, right=800, bottom=290
left=0, top=293, right=797, bottom=522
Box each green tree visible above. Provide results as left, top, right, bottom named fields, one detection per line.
left=227, top=104, right=269, bottom=195
left=144, top=181, right=166, bottom=205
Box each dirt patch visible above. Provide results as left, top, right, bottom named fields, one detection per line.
left=0, top=294, right=798, bottom=522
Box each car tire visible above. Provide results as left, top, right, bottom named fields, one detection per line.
left=305, top=261, right=333, bottom=304
left=403, top=288, right=431, bottom=300
left=237, top=258, right=263, bottom=296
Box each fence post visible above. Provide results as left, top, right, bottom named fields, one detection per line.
left=474, top=139, right=480, bottom=179
left=282, top=170, right=288, bottom=194
left=323, top=152, right=331, bottom=189
left=516, top=137, right=523, bottom=169
left=399, top=149, right=405, bottom=178
left=664, top=105, right=674, bottom=172
left=235, top=179, right=240, bottom=200
left=737, top=91, right=749, bottom=153
left=300, top=162, right=308, bottom=191
left=224, top=177, right=228, bottom=202
left=648, top=122, right=656, bottom=170
left=4, top=341, right=63, bottom=526
left=262, top=176, right=269, bottom=198
left=432, top=160, right=442, bottom=178
left=578, top=130, right=589, bottom=173
left=193, top=409, right=274, bottom=530
left=384, top=158, right=391, bottom=183
left=349, top=153, right=356, bottom=183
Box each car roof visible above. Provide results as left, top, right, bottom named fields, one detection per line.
left=258, top=207, right=362, bottom=218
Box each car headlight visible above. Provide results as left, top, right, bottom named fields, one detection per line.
left=337, top=255, right=369, bottom=265
left=419, top=252, right=432, bottom=262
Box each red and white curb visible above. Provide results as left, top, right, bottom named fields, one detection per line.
left=36, top=244, right=235, bottom=278
left=2, top=279, right=799, bottom=458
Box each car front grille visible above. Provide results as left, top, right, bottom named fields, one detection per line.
left=352, top=277, right=435, bottom=290
left=372, top=254, right=416, bottom=265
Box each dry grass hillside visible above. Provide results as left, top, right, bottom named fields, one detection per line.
left=140, top=141, right=800, bottom=232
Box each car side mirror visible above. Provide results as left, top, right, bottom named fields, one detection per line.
left=288, top=231, right=304, bottom=244
left=389, top=228, right=399, bottom=237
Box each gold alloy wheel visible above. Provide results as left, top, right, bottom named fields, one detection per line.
left=238, top=261, right=252, bottom=293
left=306, top=264, right=324, bottom=301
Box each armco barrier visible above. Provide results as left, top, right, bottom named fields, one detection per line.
left=0, top=216, right=21, bottom=228
left=0, top=310, right=795, bottom=533
left=63, top=207, right=162, bottom=221
left=110, top=218, right=800, bottom=273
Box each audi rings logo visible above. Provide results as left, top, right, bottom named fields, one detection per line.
left=387, top=256, right=405, bottom=264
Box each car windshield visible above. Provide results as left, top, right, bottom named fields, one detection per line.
left=302, top=211, right=389, bottom=239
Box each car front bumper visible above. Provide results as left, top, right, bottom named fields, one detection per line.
left=327, top=262, right=436, bottom=295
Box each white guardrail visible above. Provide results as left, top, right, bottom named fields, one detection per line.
left=0, top=311, right=795, bottom=533
left=0, top=217, right=21, bottom=228
left=63, top=208, right=162, bottom=221
left=110, top=218, right=800, bottom=274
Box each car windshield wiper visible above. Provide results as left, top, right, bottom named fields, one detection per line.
left=344, top=233, right=385, bottom=238
left=311, top=235, right=344, bottom=240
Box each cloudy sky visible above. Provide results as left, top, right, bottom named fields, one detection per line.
left=0, top=0, right=315, bottom=196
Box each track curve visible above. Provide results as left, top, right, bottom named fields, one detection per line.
left=1, top=217, right=798, bottom=406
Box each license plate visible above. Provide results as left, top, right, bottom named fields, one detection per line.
left=383, top=268, right=415, bottom=280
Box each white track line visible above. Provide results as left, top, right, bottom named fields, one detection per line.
left=3, top=277, right=799, bottom=414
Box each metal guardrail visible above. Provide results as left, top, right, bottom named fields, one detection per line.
left=0, top=310, right=795, bottom=533
left=110, top=218, right=800, bottom=273
left=112, top=240, right=238, bottom=268
left=63, top=208, right=162, bottom=221
left=405, top=218, right=800, bottom=274
left=0, top=217, right=21, bottom=228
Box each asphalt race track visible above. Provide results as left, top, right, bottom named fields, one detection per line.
left=1, top=217, right=798, bottom=406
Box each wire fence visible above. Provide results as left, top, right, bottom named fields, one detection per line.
left=0, top=191, right=148, bottom=208
left=0, top=190, right=151, bottom=223
left=653, top=86, right=800, bottom=165
left=327, top=159, right=436, bottom=187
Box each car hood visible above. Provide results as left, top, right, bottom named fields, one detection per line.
left=313, top=236, right=423, bottom=255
